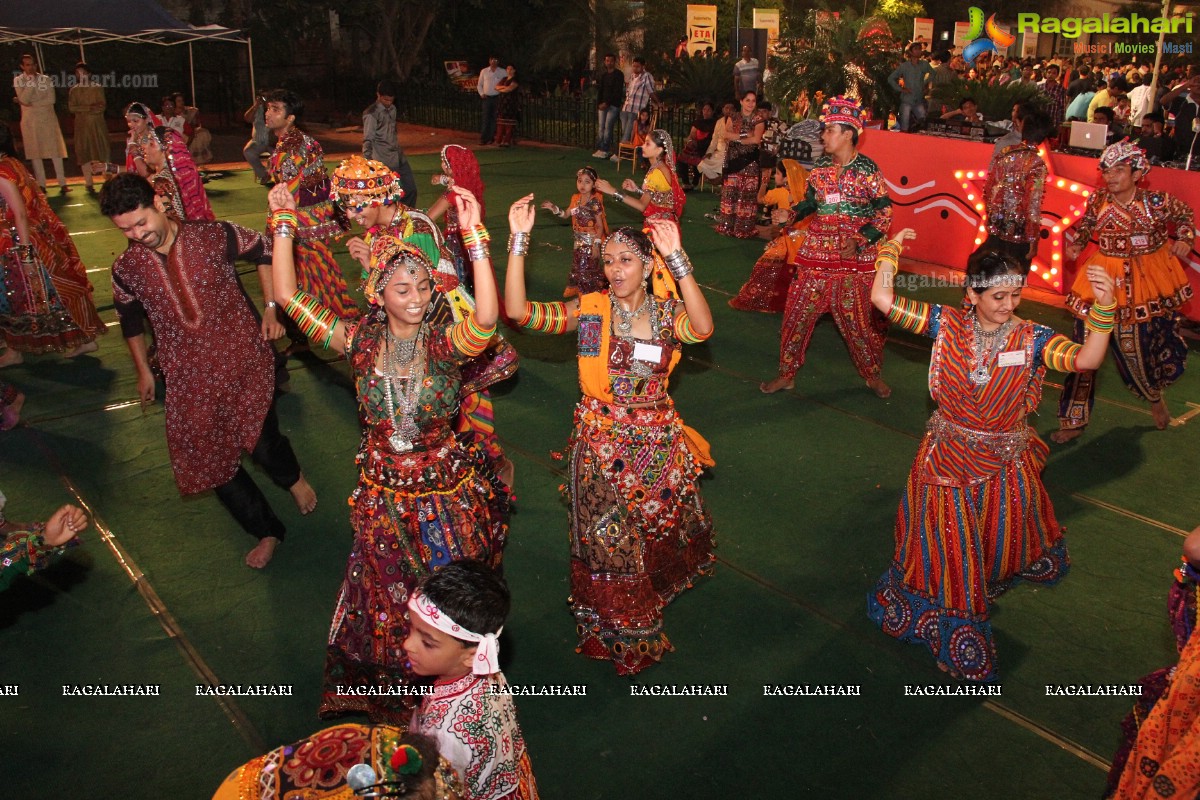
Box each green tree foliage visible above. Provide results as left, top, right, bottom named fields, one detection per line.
left=659, top=54, right=739, bottom=105
left=769, top=9, right=901, bottom=119
left=930, top=77, right=1047, bottom=121
left=533, top=0, right=643, bottom=73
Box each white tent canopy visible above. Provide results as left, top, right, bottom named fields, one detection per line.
left=0, top=0, right=257, bottom=104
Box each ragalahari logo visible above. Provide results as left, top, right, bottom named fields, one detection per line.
left=962, top=7, right=1016, bottom=64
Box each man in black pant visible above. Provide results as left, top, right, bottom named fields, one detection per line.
left=592, top=53, right=624, bottom=159
left=99, top=173, right=316, bottom=569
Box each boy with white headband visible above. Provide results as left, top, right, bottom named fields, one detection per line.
left=405, top=561, right=539, bottom=800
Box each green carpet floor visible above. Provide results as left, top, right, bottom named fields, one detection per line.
left=1, top=146, right=1196, bottom=798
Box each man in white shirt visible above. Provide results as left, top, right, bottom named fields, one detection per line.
left=12, top=54, right=69, bottom=193
left=733, top=45, right=760, bottom=96
left=619, top=57, right=656, bottom=146
left=477, top=56, right=504, bottom=146
left=1127, top=74, right=1154, bottom=128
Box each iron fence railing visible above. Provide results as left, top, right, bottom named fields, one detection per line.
left=397, top=86, right=699, bottom=150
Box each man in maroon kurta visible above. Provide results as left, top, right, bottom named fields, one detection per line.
left=99, top=173, right=316, bottom=568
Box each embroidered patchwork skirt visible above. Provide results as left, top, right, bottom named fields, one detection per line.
left=567, top=396, right=715, bottom=675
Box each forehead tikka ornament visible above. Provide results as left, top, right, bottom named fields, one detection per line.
left=604, top=229, right=652, bottom=264
left=364, top=235, right=433, bottom=306
left=968, top=273, right=1026, bottom=290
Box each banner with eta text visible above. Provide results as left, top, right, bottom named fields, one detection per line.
left=687, top=5, right=718, bottom=56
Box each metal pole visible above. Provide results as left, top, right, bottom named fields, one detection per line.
left=735, top=0, right=742, bottom=53
left=248, top=36, right=257, bottom=101
left=188, top=41, right=196, bottom=104
left=1147, top=0, right=1170, bottom=113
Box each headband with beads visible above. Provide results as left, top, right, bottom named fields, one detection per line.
left=364, top=234, right=434, bottom=306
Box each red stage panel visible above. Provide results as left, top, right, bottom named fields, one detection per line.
left=858, top=130, right=1200, bottom=321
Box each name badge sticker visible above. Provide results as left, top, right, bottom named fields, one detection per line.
left=825, top=192, right=842, bottom=204
left=1130, top=234, right=1149, bottom=248
left=997, top=350, right=1026, bottom=367
left=633, top=342, right=663, bottom=364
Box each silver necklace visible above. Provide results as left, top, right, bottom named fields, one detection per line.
left=970, top=314, right=1014, bottom=386
left=382, top=325, right=425, bottom=453
left=612, top=293, right=652, bottom=336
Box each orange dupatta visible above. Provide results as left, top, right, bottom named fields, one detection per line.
left=575, top=263, right=713, bottom=467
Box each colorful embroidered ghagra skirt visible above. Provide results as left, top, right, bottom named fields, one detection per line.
left=567, top=396, right=715, bottom=675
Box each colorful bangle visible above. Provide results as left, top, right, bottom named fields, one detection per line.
left=508, top=232, right=530, bottom=256
left=283, top=291, right=339, bottom=349
left=887, top=295, right=931, bottom=334
left=1043, top=335, right=1081, bottom=373
left=449, top=316, right=496, bottom=356
left=518, top=301, right=569, bottom=334
left=461, top=224, right=490, bottom=248
left=875, top=241, right=902, bottom=276
left=269, top=209, right=298, bottom=230
left=1085, top=300, right=1117, bottom=334
left=273, top=224, right=296, bottom=239
left=673, top=311, right=709, bottom=343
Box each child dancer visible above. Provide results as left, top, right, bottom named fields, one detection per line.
left=541, top=166, right=609, bottom=297
left=406, top=561, right=539, bottom=800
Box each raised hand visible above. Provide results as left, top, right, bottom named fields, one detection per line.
left=1086, top=264, right=1116, bottom=307
left=595, top=178, right=615, bottom=196
left=452, top=187, right=482, bottom=229
left=621, top=178, right=638, bottom=193
left=646, top=218, right=682, bottom=256
left=509, top=193, right=537, bottom=234
left=267, top=183, right=295, bottom=212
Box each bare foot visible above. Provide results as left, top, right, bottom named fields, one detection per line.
left=1, top=391, right=24, bottom=431
left=496, top=456, right=515, bottom=490
left=867, top=378, right=892, bottom=399
left=1150, top=399, right=1172, bottom=430
left=0, top=349, right=23, bottom=368
left=289, top=474, right=317, bottom=514
left=245, top=536, right=280, bottom=568
left=1050, top=428, right=1083, bottom=444
left=760, top=375, right=795, bottom=394
left=64, top=340, right=99, bottom=358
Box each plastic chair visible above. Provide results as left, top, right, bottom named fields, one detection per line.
left=614, top=109, right=658, bottom=173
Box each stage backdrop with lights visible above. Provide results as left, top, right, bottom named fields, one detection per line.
left=858, top=131, right=1200, bottom=321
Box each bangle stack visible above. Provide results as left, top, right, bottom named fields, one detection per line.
left=270, top=209, right=298, bottom=239
left=1085, top=300, right=1117, bottom=334
left=612, top=191, right=626, bottom=204
left=284, top=290, right=339, bottom=348
left=874, top=241, right=902, bottom=277
left=663, top=249, right=693, bottom=281
left=508, top=231, right=531, bottom=257
left=462, top=224, right=491, bottom=262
